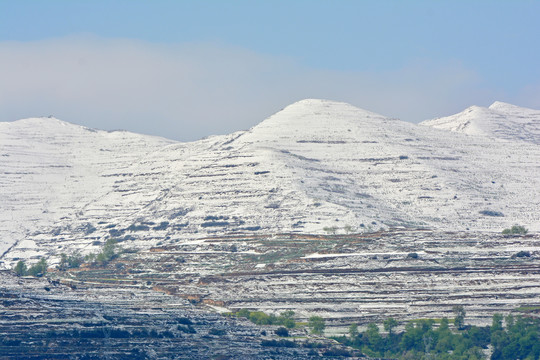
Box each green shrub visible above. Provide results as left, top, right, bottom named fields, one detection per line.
left=236, top=308, right=251, bottom=318
left=249, top=311, right=276, bottom=325
left=502, top=225, right=528, bottom=235
left=308, top=316, right=326, bottom=335
left=86, top=238, right=119, bottom=266
left=233, top=309, right=296, bottom=328
left=13, top=260, right=27, bottom=276
left=27, top=258, right=47, bottom=277
left=59, top=252, right=83, bottom=270
left=277, top=310, right=296, bottom=329
left=261, top=339, right=296, bottom=348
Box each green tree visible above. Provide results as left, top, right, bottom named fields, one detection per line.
left=383, top=318, right=398, bottom=335
left=90, top=238, right=119, bottom=266
left=14, top=260, right=27, bottom=276
left=453, top=305, right=466, bottom=330
left=236, top=308, right=251, bottom=318
left=27, top=258, right=47, bottom=277
left=101, top=238, right=118, bottom=262
left=365, top=323, right=383, bottom=353
left=59, top=252, right=83, bottom=270
left=249, top=311, right=275, bottom=325
left=349, top=323, right=359, bottom=338
left=491, top=313, right=503, bottom=332
left=277, top=310, right=296, bottom=329
left=308, top=316, right=325, bottom=335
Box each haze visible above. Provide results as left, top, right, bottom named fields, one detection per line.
left=1, top=1, right=539, bottom=141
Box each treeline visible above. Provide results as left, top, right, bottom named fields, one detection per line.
left=12, top=238, right=120, bottom=276
left=334, top=312, right=540, bottom=360
left=227, top=309, right=297, bottom=329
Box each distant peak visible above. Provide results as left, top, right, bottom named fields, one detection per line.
left=488, top=101, right=518, bottom=110
left=3, top=117, right=99, bottom=134
left=18, top=116, right=62, bottom=122
left=463, top=105, right=487, bottom=113
left=279, top=98, right=384, bottom=118
left=283, top=98, right=348, bottom=110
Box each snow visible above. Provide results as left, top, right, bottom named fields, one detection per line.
left=1, top=100, right=540, bottom=266
left=420, top=101, right=540, bottom=144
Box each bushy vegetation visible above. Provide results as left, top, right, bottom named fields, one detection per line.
left=308, top=316, right=326, bottom=335
left=13, top=258, right=47, bottom=277
left=502, top=225, right=528, bottom=235
left=59, top=252, right=83, bottom=270
left=230, top=309, right=297, bottom=329
left=13, top=260, right=27, bottom=276
left=260, top=339, right=296, bottom=348
left=334, top=313, right=540, bottom=360
left=15, top=238, right=122, bottom=276
left=84, top=238, right=120, bottom=266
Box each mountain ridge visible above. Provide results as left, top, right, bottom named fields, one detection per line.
left=1, top=99, right=539, bottom=267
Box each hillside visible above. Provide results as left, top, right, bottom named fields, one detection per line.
left=420, top=101, right=540, bottom=144
left=1, top=100, right=540, bottom=267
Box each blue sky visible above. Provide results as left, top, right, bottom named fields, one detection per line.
left=1, top=1, right=539, bottom=140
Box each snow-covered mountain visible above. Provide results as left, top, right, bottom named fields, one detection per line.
left=0, top=118, right=174, bottom=257
left=1, top=100, right=540, bottom=266
left=420, top=101, right=540, bottom=144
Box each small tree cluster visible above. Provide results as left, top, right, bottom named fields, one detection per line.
left=502, top=225, right=528, bottom=235
left=232, top=309, right=297, bottom=328
left=85, top=238, right=119, bottom=266
left=59, top=252, right=83, bottom=270
left=308, top=316, right=326, bottom=335
left=13, top=258, right=48, bottom=277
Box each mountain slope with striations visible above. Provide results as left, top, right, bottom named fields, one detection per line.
left=1, top=99, right=540, bottom=266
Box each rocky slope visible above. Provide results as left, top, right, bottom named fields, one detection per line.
left=1, top=100, right=540, bottom=267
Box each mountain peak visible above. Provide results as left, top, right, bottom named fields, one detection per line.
left=489, top=101, right=515, bottom=110
left=421, top=102, right=540, bottom=144
left=1, top=116, right=97, bottom=133
left=9, top=116, right=71, bottom=126
left=240, top=99, right=389, bottom=145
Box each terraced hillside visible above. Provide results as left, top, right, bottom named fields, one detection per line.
left=2, top=99, right=540, bottom=269
left=55, top=230, right=540, bottom=333
left=0, top=272, right=345, bottom=359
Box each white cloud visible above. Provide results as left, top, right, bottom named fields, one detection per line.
left=0, top=35, right=519, bottom=141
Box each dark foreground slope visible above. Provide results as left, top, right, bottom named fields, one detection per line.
left=0, top=272, right=334, bottom=360
left=2, top=230, right=539, bottom=358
